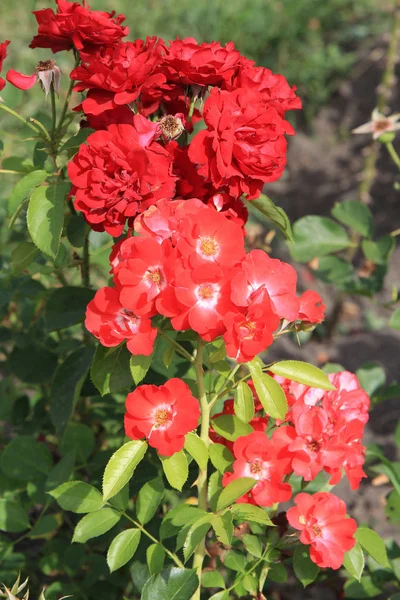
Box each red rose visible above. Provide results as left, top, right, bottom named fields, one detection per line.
left=124, top=379, right=200, bottom=456
left=298, top=290, right=326, bottom=324
left=287, top=492, right=357, bottom=569
left=68, top=115, right=176, bottom=236
left=188, top=87, right=295, bottom=199
left=30, top=0, right=128, bottom=54
left=85, top=286, right=157, bottom=356
left=159, top=38, right=242, bottom=87
left=72, top=38, right=166, bottom=118
left=222, top=431, right=292, bottom=507
left=226, top=65, right=302, bottom=117
left=0, top=40, right=10, bottom=91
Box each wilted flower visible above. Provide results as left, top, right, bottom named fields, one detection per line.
left=6, top=60, right=61, bottom=96
left=352, top=108, right=400, bottom=140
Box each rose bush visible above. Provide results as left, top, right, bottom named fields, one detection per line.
left=0, top=2, right=398, bottom=599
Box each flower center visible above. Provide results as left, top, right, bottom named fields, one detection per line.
left=146, top=268, right=163, bottom=285
left=36, top=59, right=56, bottom=72
left=312, top=524, right=322, bottom=537
left=154, top=408, right=172, bottom=427
left=250, top=462, right=262, bottom=475
left=240, top=320, right=256, bottom=338
left=307, top=440, right=320, bottom=453
left=375, top=119, right=391, bottom=132
left=199, top=237, right=219, bottom=257
left=198, top=285, right=214, bottom=300
left=299, top=516, right=306, bottom=525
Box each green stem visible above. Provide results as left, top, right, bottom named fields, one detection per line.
left=187, top=96, right=197, bottom=123
left=10, top=500, right=50, bottom=547
left=29, top=117, right=51, bottom=141
left=55, top=53, right=80, bottom=139
left=158, top=330, right=195, bottom=363
left=82, top=229, right=90, bottom=288
left=385, top=141, right=400, bottom=171
left=192, top=340, right=210, bottom=599
left=208, top=363, right=241, bottom=410
left=0, top=104, right=42, bottom=135
left=122, top=511, right=184, bottom=568
left=226, top=545, right=270, bottom=594
left=50, top=83, right=57, bottom=139
left=0, top=169, right=25, bottom=175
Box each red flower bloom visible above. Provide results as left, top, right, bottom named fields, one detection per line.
left=72, top=38, right=165, bottom=118
left=30, top=0, right=128, bottom=54
left=223, top=300, right=280, bottom=362
left=231, top=250, right=300, bottom=322
left=323, top=371, right=370, bottom=425
left=222, top=432, right=292, bottom=507
left=169, top=261, right=236, bottom=341
left=175, top=204, right=245, bottom=268
left=287, top=492, right=357, bottom=569
left=188, top=87, right=294, bottom=199
left=298, top=290, right=325, bottom=324
left=85, top=286, right=157, bottom=356
left=159, top=38, right=242, bottom=87
left=124, top=378, right=200, bottom=456
left=114, top=237, right=175, bottom=318
left=68, top=116, right=176, bottom=236
left=227, top=65, right=302, bottom=117
left=0, top=40, right=10, bottom=91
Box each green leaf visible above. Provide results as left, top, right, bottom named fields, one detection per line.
left=60, top=422, right=95, bottom=462
left=8, top=170, right=48, bottom=216
left=184, top=433, right=208, bottom=470
left=160, top=506, right=207, bottom=540
left=91, top=344, right=133, bottom=396
left=147, top=543, right=166, bottom=575
left=242, top=533, right=262, bottom=558
left=224, top=550, right=246, bottom=572
left=136, top=478, right=164, bottom=525
left=109, top=484, right=129, bottom=511
left=0, top=499, right=30, bottom=532
left=29, top=514, right=60, bottom=539
left=331, top=200, right=373, bottom=238
left=66, top=214, right=87, bottom=248
left=247, top=360, right=288, bottom=419
left=49, top=481, right=103, bottom=513
left=362, top=235, right=395, bottom=265
left=212, top=513, right=233, bottom=547
left=355, top=527, right=389, bottom=568
left=293, top=545, right=320, bottom=587
left=208, top=592, right=229, bottom=600
left=72, top=508, right=120, bottom=543
left=60, top=128, right=95, bottom=152
left=103, top=440, right=148, bottom=501
left=50, top=347, right=94, bottom=435
left=234, top=381, right=255, bottom=423
left=8, top=344, right=58, bottom=384
left=107, top=529, right=141, bottom=573
left=356, top=362, right=386, bottom=396
left=208, top=471, right=222, bottom=512
left=268, top=563, right=288, bottom=583
left=211, top=415, right=253, bottom=442
left=0, top=436, right=52, bottom=481
left=389, top=308, right=400, bottom=331
left=130, top=352, right=153, bottom=385
left=216, top=478, right=255, bottom=511
left=289, top=216, right=351, bottom=262
left=141, top=567, right=199, bottom=600
left=230, top=503, right=274, bottom=525
left=209, top=443, right=234, bottom=473
left=27, top=182, right=69, bottom=259
left=11, top=242, right=39, bottom=274
left=160, top=450, right=188, bottom=491
left=183, top=515, right=213, bottom=562
left=249, top=193, right=293, bottom=241
left=45, top=452, right=75, bottom=492
left=386, top=490, right=400, bottom=524
left=268, top=360, right=336, bottom=391
left=44, top=287, right=95, bottom=331
left=343, top=541, right=365, bottom=582
left=202, top=571, right=225, bottom=589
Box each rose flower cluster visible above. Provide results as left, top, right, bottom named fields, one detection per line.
left=5, top=0, right=369, bottom=574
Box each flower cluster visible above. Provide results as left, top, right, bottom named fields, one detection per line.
left=85, top=198, right=325, bottom=361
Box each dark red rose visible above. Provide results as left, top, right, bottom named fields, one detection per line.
left=0, top=40, right=10, bottom=91
left=68, top=115, right=176, bottom=236
left=188, top=87, right=295, bottom=199
left=159, top=38, right=242, bottom=87
left=29, top=0, right=128, bottom=54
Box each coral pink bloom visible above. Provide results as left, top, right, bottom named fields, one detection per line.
left=298, top=290, right=326, bottom=324
left=169, top=261, right=236, bottom=341
left=114, top=237, right=174, bottom=318
left=85, top=286, right=157, bottom=356
left=223, top=300, right=280, bottom=362
left=231, top=250, right=300, bottom=321
left=287, top=492, right=357, bottom=569
left=124, top=379, right=200, bottom=456
left=324, top=420, right=367, bottom=490
left=222, top=431, right=292, bottom=507
left=176, top=205, right=245, bottom=268
left=0, top=40, right=10, bottom=91
left=30, top=0, right=128, bottom=54
left=324, top=371, right=370, bottom=425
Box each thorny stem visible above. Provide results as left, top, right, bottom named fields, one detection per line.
left=122, top=511, right=185, bottom=569
left=192, top=340, right=210, bottom=599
